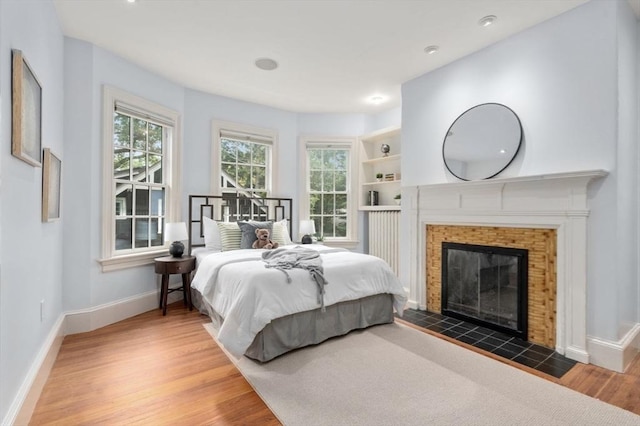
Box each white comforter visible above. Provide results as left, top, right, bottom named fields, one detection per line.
left=191, top=244, right=407, bottom=357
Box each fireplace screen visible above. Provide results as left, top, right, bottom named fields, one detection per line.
left=441, top=242, right=528, bottom=339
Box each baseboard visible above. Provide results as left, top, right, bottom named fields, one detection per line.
left=65, top=287, right=183, bottom=334
left=587, top=323, right=640, bottom=373
left=6, top=288, right=184, bottom=425
left=5, top=314, right=65, bottom=426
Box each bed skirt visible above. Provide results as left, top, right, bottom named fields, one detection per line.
left=245, top=293, right=395, bottom=362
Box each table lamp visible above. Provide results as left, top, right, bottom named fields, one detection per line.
left=299, top=220, right=316, bottom=244
left=165, top=222, right=188, bottom=257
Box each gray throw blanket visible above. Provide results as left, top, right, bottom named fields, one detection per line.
left=262, top=246, right=328, bottom=311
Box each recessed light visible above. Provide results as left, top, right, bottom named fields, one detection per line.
left=424, top=45, right=439, bottom=55
left=370, top=96, right=385, bottom=105
left=126, top=0, right=136, bottom=3
left=255, top=58, right=278, bottom=71
left=479, top=15, right=497, bottom=27
left=499, top=149, right=506, bottom=154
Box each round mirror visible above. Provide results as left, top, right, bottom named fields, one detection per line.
left=442, top=103, right=522, bottom=181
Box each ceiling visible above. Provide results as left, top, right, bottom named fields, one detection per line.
left=53, top=0, right=590, bottom=114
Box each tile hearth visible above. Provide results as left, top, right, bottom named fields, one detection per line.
left=397, top=309, right=577, bottom=378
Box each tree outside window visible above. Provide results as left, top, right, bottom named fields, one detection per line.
left=308, top=148, right=349, bottom=238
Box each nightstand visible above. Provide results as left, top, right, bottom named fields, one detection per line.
left=154, top=255, right=196, bottom=316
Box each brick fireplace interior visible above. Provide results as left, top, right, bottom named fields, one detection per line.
left=426, top=225, right=557, bottom=348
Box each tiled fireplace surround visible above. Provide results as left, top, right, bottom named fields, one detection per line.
left=405, top=170, right=608, bottom=365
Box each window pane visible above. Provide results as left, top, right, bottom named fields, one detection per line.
left=148, top=154, right=162, bottom=183
left=221, top=139, right=237, bottom=162
left=322, top=216, right=334, bottom=237
left=115, top=184, right=133, bottom=216
left=323, top=171, right=334, bottom=192
left=221, top=163, right=236, bottom=188
left=114, top=150, right=130, bottom=179
left=236, top=165, right=251, bottom=188
left=335, top=150, right=348, bottom=170
left=335, top=194, right=347, bottom=214
left=116, top=218, right=132, bottom=250
left=312, top=217, right=321, bottom=237
left=310, top=194, right=321, bottom=215
left=324, top=150, right=337, bottom=170
left=237, top=141, right=251, bottom=164
left=132, top=151, right=146, bottom=182
left=253, top=166, right=266, bottom=190
left=323, top=194, right=335, bottom=215
left=150, top=188, right=165, bottom=215
left=114, top=113, right=130, bottom=148
left=309, top=150, right=322, bottom=170
left=134, top=219, right=150, bottom=248
left=335, top=171, right=347, bottom=191
left=335, top=216, right=347, bottom=237
left=150, top=218, right=162, bottom=247
left=135, top=188, right=150, bottom=215
left=133, top=118, right=147, bottom=150
left=148, top=124, right=162, bottom=153
left=252, top=144, right=266, bottom=166
left=310, top=171, right=322, bottom=191
left=309, top=194, right=322, bottom=215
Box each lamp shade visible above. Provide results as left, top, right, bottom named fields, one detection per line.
left=299, top=220, right=316, bottom=236
left=164, top=222, right=188, bottom=243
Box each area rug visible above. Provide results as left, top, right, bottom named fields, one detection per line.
left=203, top=321, right=639, bottom=425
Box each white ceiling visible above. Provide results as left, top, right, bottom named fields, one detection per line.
left=53, top=0, right=590, bottom=114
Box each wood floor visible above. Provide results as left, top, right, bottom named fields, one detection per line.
left=30, top=302, right=640, bottom=425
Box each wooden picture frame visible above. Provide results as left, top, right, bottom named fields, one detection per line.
left=12, top=49, right=42, bottom=167
left=42, top=148, right=61, bottom=222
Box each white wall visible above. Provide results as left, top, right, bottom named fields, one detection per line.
left=0, top=0, right=64, bottom=422
left=400, top=0, right=638, bottom=342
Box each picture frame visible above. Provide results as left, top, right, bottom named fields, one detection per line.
left=12, top=49, right=42, bottom=167
left=42, top=148, right=61, bottom=222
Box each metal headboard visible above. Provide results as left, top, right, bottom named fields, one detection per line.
left=188, top=194, right=293, bottom=254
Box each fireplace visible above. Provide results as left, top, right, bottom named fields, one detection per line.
left=441, top=242, right=528, bottom=340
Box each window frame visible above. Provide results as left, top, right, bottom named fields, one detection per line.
left=211, top=120, right=277, bottom=196
left=99, top=86, right=182, bottom=272
left=300, top=136, right=358, bottom=248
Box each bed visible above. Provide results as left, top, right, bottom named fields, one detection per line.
left=188, top=194, right=407, bottom=362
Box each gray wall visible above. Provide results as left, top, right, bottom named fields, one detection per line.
left=400, top=0, right=638, bottom=342
left=0, top=0, right=64, bottom=421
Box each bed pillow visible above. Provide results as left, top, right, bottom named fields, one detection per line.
left=238, top=220, right=273, bottom=249
left=202, top=216, right=222, bottom=250
left=216, top=222, right=242, bottom=251
left=272, top=219, right=293, bottom=246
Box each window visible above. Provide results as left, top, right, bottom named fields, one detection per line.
left=100, top=86, right=181, bottom=271
left=212, top=121, right=276, bottom=197
left=301, top=138, right=358, bottom=247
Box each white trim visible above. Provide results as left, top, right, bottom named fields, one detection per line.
left=211, top=120, right=278, bottom=195
left=97, top=249, right=167, bottom=272
left=299, top=136, right=359, bottom=243
left=101, top=85, right=182, bottom=266
left=5, top=314, right=65, bottom=426
left=408, top=170, right=608, bottom=363
left=587, top=324, right=640, bottom=372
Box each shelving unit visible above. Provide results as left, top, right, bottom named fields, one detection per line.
left=358, top=126, right=401, bottom=210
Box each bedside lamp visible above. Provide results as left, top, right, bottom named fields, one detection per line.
left=299, top=220, right=316, bottom=244
left=165, top=222, right=188, bottom=257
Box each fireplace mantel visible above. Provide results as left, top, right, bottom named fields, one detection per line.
left=405, top=169, right=608, bottom=363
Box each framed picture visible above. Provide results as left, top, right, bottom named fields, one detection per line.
left=12, top=49, right=42, bottom=167
left=42, top=148, right=61, bottom=222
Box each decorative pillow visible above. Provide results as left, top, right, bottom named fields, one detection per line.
left=272, top=219, right=293, bottom=246
left=216, top=222, right=242, bottom=251
left=202, top=216, right=222, bottom=250
left=238, top=220, right=273, bottom=249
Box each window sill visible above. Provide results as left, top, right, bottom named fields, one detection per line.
left=98, top=250, right=168, bottom=272
left=320, top=239, right=359, bottom=250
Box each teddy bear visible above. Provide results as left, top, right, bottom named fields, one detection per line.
left=252, top=228, right=279, bottom=249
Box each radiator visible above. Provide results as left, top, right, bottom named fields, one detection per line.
left=368, top=211, right=400, bottom=276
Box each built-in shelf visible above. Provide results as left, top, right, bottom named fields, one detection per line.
left=358, top=126, right=401, bottom=208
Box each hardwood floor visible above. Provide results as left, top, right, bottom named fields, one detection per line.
left=30, top=303, right=640, bottom=425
